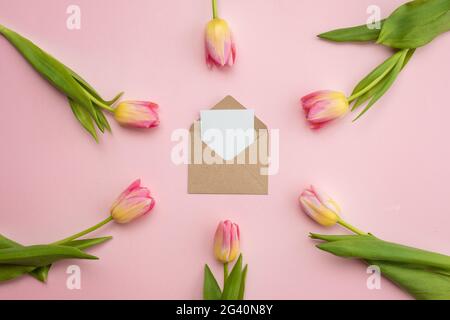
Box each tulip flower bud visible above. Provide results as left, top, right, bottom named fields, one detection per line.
left=205, top=18, right=236, bottom=69
left=113, top=101, right=159, bottom=129
left=110, top=179, right=155, bottom=224
left=299, top=186, right=341, bottom=227
left=301, top=90, right=349, bottom=129
left=214, top=220, right=240, bottom=263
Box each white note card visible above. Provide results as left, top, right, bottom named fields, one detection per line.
left=200, top=109, right=255, bottom=161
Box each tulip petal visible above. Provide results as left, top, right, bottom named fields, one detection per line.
left=213, top=220, right=240, bottom=263
left=299, top=186, right=341, bottom=227
left=114, top=101, right=160, bottom=129
left=110, top=179, right=155, bottom=224
left=205, top=19, right=236, bottom=69
left=301, top=91, right=349, bottom=129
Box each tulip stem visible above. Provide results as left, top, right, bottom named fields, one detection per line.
left=338, top=219, right=367, bottom=235
left=347, top=49, right=409, bottom=103
left=80, top=87, right=115, bottom=113
left=51, top=216, right=113, bottom=245
left=224, top=262, right=229, bottom=284
left=347, top=66, right=396, bottom=102
left=347, top=73, right=386, bottom=103
left=212, top=0, right=218, bottom=19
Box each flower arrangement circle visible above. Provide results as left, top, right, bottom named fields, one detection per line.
left=0, top=179, right=155, bottom=283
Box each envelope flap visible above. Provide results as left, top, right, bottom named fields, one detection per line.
left=212, top=95, right=267, bottom=132
left=212, top=95, right=245, bottom=110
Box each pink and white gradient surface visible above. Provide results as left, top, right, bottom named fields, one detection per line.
left=1, top=0, right=449, bottom=300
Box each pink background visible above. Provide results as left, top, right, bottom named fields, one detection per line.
left=1, top=0, right=450, bottom=300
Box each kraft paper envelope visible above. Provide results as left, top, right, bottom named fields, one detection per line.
left=188, top=95, right=269, bottom=195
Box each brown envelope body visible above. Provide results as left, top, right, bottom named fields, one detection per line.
left=188, top=96, right=269, bottom=195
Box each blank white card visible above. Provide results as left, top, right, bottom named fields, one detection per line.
left=200, top=110, right=255, bottom=161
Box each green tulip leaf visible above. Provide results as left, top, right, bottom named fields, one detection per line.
left=310, top=233, right=376, bottom=242
left=0, top=24, right=122, bottom=139
left=203, top=264, right=222, bottom=300
left=0, top=234, right=21, bottom=249
left=71, top=95, right=111, bottom=136
left=402, top=48, right=416, bottom=68
left=0, top=25, right=92, bottom=110
left=316, top=236, right=450, bottom=271
left=353, top=49, right=408, bottom=121
left=29, top=265, right=51, bottom=283
left=351, top=49, right=415, bottom=112
left=378, top=0, right=450, bottom=49
left=30, top=237, right=112, bottom=282
left=64, top=237, right=113, bottom=251
left=69, top=69, right=108, bottom=104
left=105, top=91, right=124, bottom=106
left=0, top=234, right=50, bottom=282
left=222, top=255, right=243, bottom=300
left=69, top=98, right=99, bottom=142
left=312, top=233, right=450, bottom=299
left=353, top=86, right=381, bottom=111
left=238, top=264, right=248, bottom=300
left=94, top=107, right=111, bottom=133
left=0, top=245, right=97, bottom=267
left=351, top=50, right=403, bottom=100
left=368, top=259, right=450, bottom=300
left=0, top=265, right=36, bottom=282
left=68, top=67, right=124, bottom=106
left=0, top=234, right=111, bottom=283
left=318, top=20, right=385, bottom=42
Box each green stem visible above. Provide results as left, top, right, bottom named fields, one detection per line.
left=81, top=87, right=115, bottom=113
left=212, top=0, right=218, bottom=19
left=347, top=66, right=392, bottom=102
left=224, top=262, right=229, bottom=284
left=338, top=219, right=367, bottom=236
left=347, top=50, right=408, bottom=103
left=51, top=216, right=113, bottom=245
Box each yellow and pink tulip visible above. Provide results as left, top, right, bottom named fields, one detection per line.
left=214, top=220, right=240, bottom=263
left=299, top=186, right=367, bottom=235
left=205, top=19, right=236, bottom=69
left=205, top=0, right=236, bottom=69
left=301, top=90, right=349, bottom=129
left=299, top=186, right=341, bottom=227
left=114, top=101, right=159, bottom=129
left=110, top=179, right=156, bottom=224
left=203, top=219, right=247, bottom=300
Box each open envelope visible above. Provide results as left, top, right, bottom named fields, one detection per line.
left=188, top=96, right=269, bottom=195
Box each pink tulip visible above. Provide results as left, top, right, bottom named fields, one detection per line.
left=113, top=101, right=159, bottom=129
left=301, top=90, right=349, bottom=129
left=299, top=186, right=341, bottom=227
left=214, top=220, right=240, bottom=263
left=110, top=179, right=155, bottom=224
left=205, top=18, right=236, bottom=69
